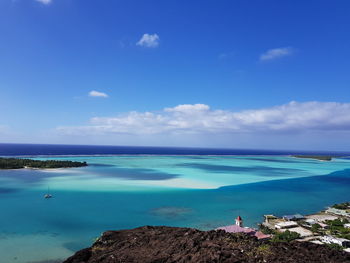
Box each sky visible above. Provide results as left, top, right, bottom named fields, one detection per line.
left=1, top=0, right=350, bottom=150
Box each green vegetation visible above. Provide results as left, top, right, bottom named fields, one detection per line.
left=271, top=230, right=300, bottom=243
left=259, top=224, right=276, bottom=235
left=327, top=219, right=345, bottom=227
left=326, top=218, right=350, bottom=239
left=310, top=223, right=322, bottom=233
left=325, top=243, right=344, bottom=251
left=292, top=155, right=333, bottom=161
left=332, top=202, right=350, bottom=210
left=0, top=158, right=87, bottom=169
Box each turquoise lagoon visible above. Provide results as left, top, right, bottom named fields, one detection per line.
left=1, top=155, right=350, bottom=262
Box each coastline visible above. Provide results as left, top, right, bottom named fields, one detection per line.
left=63, top=202, right=350, bottom=262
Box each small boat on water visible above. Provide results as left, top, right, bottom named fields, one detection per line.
left=44, top=187, right=53, bottom=199
left=44, top=193, right=52, bottom=199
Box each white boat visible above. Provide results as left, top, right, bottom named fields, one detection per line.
left=44, top=187, right=53, bottom=199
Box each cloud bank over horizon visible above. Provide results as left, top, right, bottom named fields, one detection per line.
left=57, top=101, right=350, bottom=137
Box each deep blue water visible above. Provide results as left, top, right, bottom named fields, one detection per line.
left=1, top=143, right=349, bottom=156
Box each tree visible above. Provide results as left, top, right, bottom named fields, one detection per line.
left=311, top=223, right=322, bottom=233
left=271, top=230, right=300, bottom=242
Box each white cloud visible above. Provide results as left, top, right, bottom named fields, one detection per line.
left=35, top=0, right=52, bottom=5
left=136, top=33, right=160, bottom=48
left=88, top=90, right=109, bottom=98
left=164, top=104, right=210, bottom=113
left=260, top=47, right=293, bottom=61
left=56, top=101, right=350, bottom=136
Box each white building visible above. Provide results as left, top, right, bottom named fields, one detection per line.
left=305, top=219, right=316, bottom=225
left=275, top=221, right=298, bottom=229
left=325, top=207, right=350, bottom=217
left=321, top=236, right=350, bottom=248
left=305, top=214, right=338, bottom=222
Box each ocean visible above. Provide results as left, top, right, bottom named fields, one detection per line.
left=0, top=144, right=350, bottom=263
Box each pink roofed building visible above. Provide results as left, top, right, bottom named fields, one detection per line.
left=216, top=216, right=271, bottom=240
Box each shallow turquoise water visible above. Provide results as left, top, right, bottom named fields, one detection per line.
left=0, top=155, right=350, bottom=262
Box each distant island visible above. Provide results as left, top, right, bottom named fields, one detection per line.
left=292, top=155, right=333, bottom=161
left=0, top=157, right=87, bottom=169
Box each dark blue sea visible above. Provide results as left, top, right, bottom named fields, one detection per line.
left=1, top=143, right=349, bottom=156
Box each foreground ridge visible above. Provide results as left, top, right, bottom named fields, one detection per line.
left=64, top=226, right=350, bottom=263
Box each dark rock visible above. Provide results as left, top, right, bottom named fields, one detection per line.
left=64, top=226, right=350, bottom=263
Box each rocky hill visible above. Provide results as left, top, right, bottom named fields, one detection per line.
left=64, top=226, right=350, bottom=263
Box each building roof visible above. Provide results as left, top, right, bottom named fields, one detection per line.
left=337, top=237, right=350, bottom=242
left=254, top=231, right=271, bottom=240
left=318, top=222, right=328, bottom=228
left=322, top=236, right=350, bottom=242
left=326, top=207, right=350, bottom=216
left=305, top=214, right=338, bottom=222
left=283, top=214, right=304, bottom=220
left=216, top=225, right=270, bottom=240
left=236, top=216, right=242, bottom=221
left=217, top=225, right=253, bottom=234
left=305, top=219, right=316, bottom=224
left=275, top=221, right=298, bottom=228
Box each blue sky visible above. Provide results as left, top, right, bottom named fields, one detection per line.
left=1, top=0, right=350, bottom=150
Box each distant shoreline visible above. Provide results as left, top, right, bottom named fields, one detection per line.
left=0, top=157, right=88, bottom=170
left=291, top=155, right=334, bottom=161
left=1, top=154, right=349, bottom=159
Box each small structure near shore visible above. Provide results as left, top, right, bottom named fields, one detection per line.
left=275, top=221, right=298, bottom=230
left=321, top=236, right=350, bottom=248
left=326, top=207, right=350, bottom=217
left=305, top=213, right=338, bottom=222
left=283, top=214, right=304, bottom=221
left=217, top=216, right=271, bottom=240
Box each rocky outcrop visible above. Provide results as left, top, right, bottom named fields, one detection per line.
left=64, top=226, right=350, bottom=263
